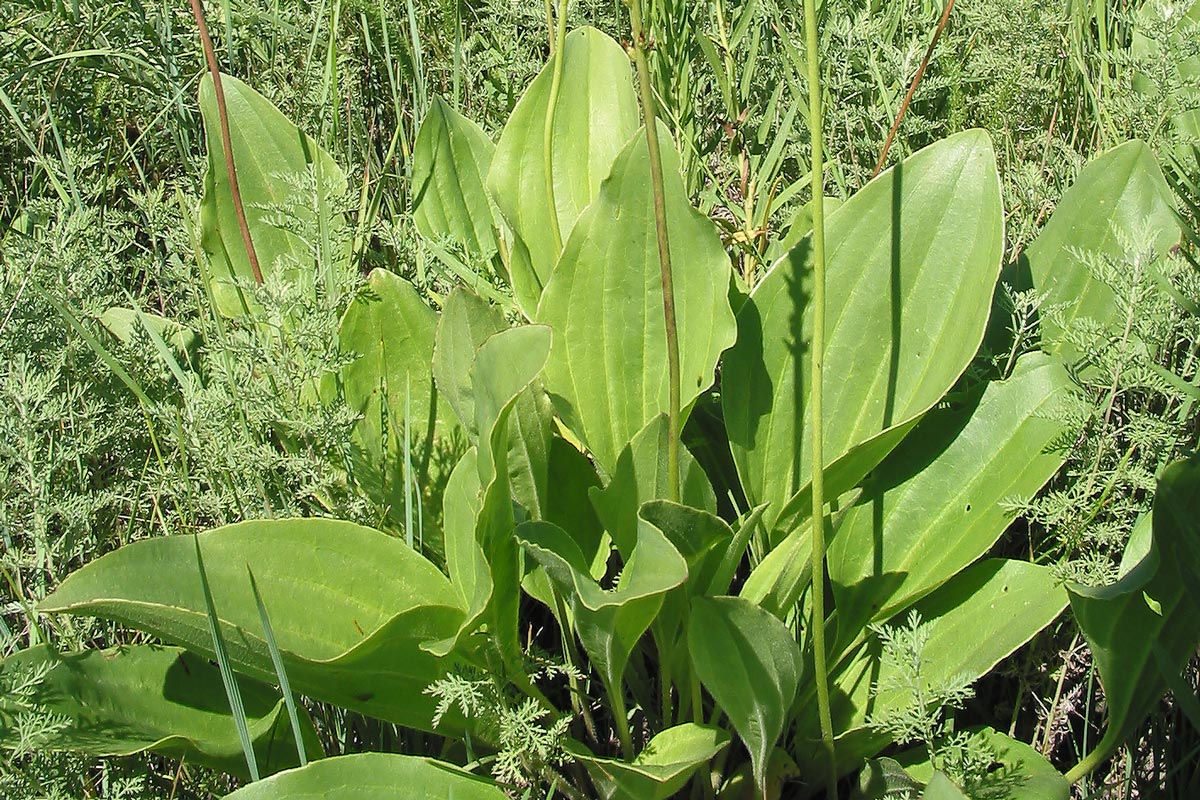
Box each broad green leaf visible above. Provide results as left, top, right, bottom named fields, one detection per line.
left=488, top=26, right=639, bottom=314
left=518, top=517, right=687, bottom=695
left=590, top=414, right=718, bottom=558
left=640, top=501, right=731, bottom=600
left=764, top=196, right=844, bottom=264
left=895, top=727, right=1069, bottom=800
left=738, top=520, right=813, bottom=618
left=426, top=336, right=551, bottom=677
left=39, top=519, right=464, bottom=733
left=1067, top=454, right=1200, bottom=772
left=852, top=757, right=922, bottom=800
left=565, top=723, right=730, bottom=800
left=723, top=130, right=1003, bottom=536
left=433, top=289, right=507, bottom=436
left=1026, top=140, right=1179, bottom=354
left=0, top=645, right=319, bottom=779
left=412, top=96, right=500, bottom=260
left=922, top=773, right=968, bottom=800
left=829, top=351, right=1072, bottom=641
left=222, top=753, right=507, bottom=799
left=100, top=307, right=199, bottom=369
left=544, top=436, right=607, bottom=575
left=470, top=325, right=553, bottom=517
left=442, top=448, right=486, bottom=615
left=1156, top=454, right=1200, bottom=611
left=796, top=559, right=1067, bottom=777
left=688, top=596, right=801, bottom=797
left=198, top=73, right=347, bottom=317
left=537, top=129, right=737, bottom=474
left=330, top=269, right=462, bottom=547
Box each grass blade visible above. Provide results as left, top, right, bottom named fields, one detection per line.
left=247, top=565, right=310, bottom=767
left=194, top=536, right=260, bottom=781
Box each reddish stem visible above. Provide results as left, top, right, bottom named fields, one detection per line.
left=189, top=0, right=263, bottom=285
left=873, top=0, right=957, bottom=178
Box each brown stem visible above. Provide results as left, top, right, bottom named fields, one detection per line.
left=872, top=0, right=956, bottom=178
left=189, top=0, right=263, bottom=285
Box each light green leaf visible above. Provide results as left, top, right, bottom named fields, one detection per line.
left=222, top=753, right=507, bottom=799
left=198, top=73, right=347, bottom=317
left=590, top=414, right=718, bottom=558
left=470, top=325, right=553, bottom=517
left=565, top=723, right=730, bottom=800
left=99, top=307, right=199, bottom=369
left=921, top=772, right=968, bottom=800
left=412, top=96, right=500, bottom=260
left=796, top=559, right=1067, bottom=777
left=1067, top=454, right=1200, bottom=775
left=829, top=351, right=1072, bottom=640
left=1026, top=140, right=1179, bottom=354
left=896, top=727, right=1069, bottom=800
left=433, top=289, right=507, bottom=437
left=425, top=334, right=551, bottom=677
left=688, top=596, right=801, bottom=797
left=39, top=519, right=464, bottom=733
left=330, top=269, right=462, bottom=547
left=442, top=448, right=487, bottom=615
left=518, top=517, right=687, bottom=695
left=764, top=196, right=844, bottom=264
left=1155, top=453, right=1200, bottom=611
left=723, top=130, right=1003, bottom=536
left=851, top=757, right=922, bottom=800
left=488, top=27, right=639, bottom=314
left=537, top=128, right=737, bottom=474
left=0, top=645, right=319, bottom=779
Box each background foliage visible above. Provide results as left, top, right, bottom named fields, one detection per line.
left=1, top=0, right=1198, bottom=797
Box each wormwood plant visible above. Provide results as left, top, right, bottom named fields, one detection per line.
left=5, top=4, right=1200, bottom=800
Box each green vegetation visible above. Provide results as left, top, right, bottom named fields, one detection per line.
left=2, top=0, right=1199, bottom=798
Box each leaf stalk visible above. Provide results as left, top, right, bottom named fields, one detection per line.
left=626, top=0, right=682, bottom=504
left=802, top=0, right=838, bottom=795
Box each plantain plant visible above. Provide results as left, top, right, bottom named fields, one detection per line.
left=6, top=11, right=1200, bottom=800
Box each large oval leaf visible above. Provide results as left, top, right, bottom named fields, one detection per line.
left=1026, top=140, right=1179, bottom=355
left=412, top=96, right=500, bottom=260
left=518, top=517, right=687, bottom=695
left=199, top=73, right=347, bottom=317
left=432, top=288, right=507, bottom=437
left=0, top=645, right=319, bottom=779
left=565, top=723, right=730, bottom=800
left=894, top=727, right=1069, bottom=800
left=688, top=595, right=801, bottom=797
left=537, top=127, right=737, bottom=474
left=222, top=753, right=507, bottom=799
left=488, top=27, right=639, bottom=314
left=590, top=414, right=718, bottom=558
left=39, top=519, right=464, bottom=733
left=828, top=351, right=1072, bottom=640
left=722, top=130, right=1003, bottom=536
left=795, top=559, right=1067, bottom=778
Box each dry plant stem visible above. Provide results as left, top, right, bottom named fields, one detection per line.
left=872, top=0, right=957, bottom=178
left=189, top=0, right=263, bottom=285
left=627, top=0, right=682, bottom=504
left=802, top=0, right=837, bottom=795
left=543, top=0, right=569, bottom=255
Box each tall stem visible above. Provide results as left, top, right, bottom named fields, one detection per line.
left=189, top=0, right=262, bottom=285
left=627, top=0, right=682, bottom=503
left=802, top=0, right=837, bottom=795
left=542, top=0, right=569, bottom=255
